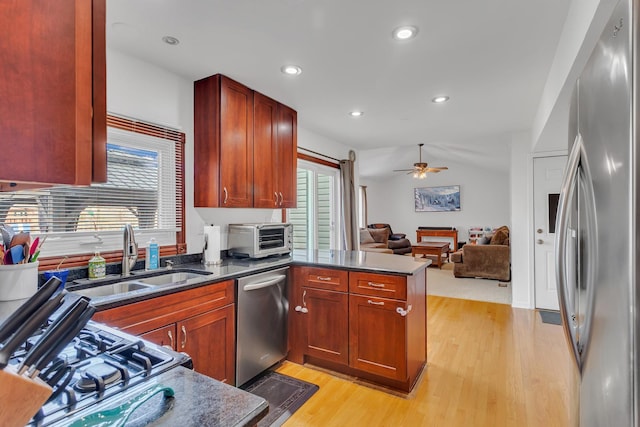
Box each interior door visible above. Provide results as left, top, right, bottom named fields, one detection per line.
left=533, top=155, right=567, bottom=310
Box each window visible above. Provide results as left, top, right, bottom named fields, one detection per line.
left=0, top=115, right=185, bottom=259
left=288, top=159, right=341, bottom=250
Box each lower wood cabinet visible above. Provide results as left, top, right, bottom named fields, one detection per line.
left=289, top=266, right=426, bottom=392
left=349, top=294, right=407, bottom=381
left=93, top=280, right=236, bottom=385
left=177, top=304, right=235, bottom=383
left=302, top=287, right=349, bottom=365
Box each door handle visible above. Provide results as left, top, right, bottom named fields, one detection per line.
left=536, top=228, right=543, bottom=234
left=181, top=325, right=187, bottom=349
left=536, top=239, right=544, bottom=245
left=243, top=275, right=286, bottom=291
left=167, top=330, right=174, bottom=348
left=274, top=192, right=279, bottom=206
left=279, top=192, right=284, bottom=206
left=223, top=187, right=228, bottom=204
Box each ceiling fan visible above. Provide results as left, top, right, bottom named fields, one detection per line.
left=393, top=143, right=448, bottom=178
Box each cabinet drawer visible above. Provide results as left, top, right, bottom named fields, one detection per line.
left=295, top=266, right=348, bottom=292
left=349, top=272, right=407, bottom=300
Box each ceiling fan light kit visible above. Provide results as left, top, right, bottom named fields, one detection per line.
left=393, top=143, right=448, bottom=178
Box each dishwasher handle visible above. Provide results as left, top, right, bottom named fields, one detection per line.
left=243, top=275, right=286, bottom=291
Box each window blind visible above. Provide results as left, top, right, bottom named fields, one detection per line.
left=0, top=114, right=185, bottom=257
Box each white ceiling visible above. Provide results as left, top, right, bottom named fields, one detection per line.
left=106, top=0, right=571, bottom=176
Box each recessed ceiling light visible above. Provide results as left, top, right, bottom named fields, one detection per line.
left=162, top=35, right=180, bottom=46
left=392, top=26, right=418, bottom=41
left=349, top=111, right=364, bottom=117
left=281, top=65, right=302, bottom=76
left=432, top=96, right=450, bottom=104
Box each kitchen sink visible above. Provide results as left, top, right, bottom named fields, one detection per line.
left=134, top=271, right=208, bottom=286
left=69, top=268, right=214, bottom=299
left=73, top=281, right=154, bottom=298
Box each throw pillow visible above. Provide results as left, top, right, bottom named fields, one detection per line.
left=490, top=226, right=509, bottom=245
left=360, top=228, right=375, bottom=244
left=368, top=227, right=390, bottom=244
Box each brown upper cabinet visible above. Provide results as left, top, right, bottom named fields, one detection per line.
left=0, top=0, right=107, bottom=191
left=194, top=74, right=297, bottom=208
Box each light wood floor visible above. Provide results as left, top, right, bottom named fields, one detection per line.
left=276, top=295, right=576, bottom=427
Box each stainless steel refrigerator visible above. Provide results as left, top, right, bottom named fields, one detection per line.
left=556, top=0, right=638, bottom=425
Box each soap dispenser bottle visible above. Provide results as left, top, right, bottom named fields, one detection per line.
left=88, top=251, right=106, bottom=279
left=146, top=238, right=159, bottom=270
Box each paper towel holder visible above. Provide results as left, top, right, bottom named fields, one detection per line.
left=203, top=232, right=222, bottom=265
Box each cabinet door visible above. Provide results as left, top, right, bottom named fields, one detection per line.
left=177, top=304, right=235, bottom=384
left=304, top=287, right=349, bottom=365
left=349, top=294, right=407, bottom=381
left=253, top=93, right=278, bottom=208
left=219, top=77, right=254, bottom=207
left=276, top=103, right=297, bottom=208
left=140, top=324, right=177, bottom=350
left=0, top=0, right=106, bottom=188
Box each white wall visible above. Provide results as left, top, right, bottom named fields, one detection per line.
left=509, top=132, right=534, bottom=308
left=107, top=49, right=354, bottom=254
left=362, top=160, right=510, bottom=247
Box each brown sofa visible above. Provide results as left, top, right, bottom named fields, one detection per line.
left=359, top=228, right=393, bottom=253
left=450, top=226, right=510, bottom=281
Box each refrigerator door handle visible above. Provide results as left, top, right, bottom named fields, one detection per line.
left=556, top=133, right=583, bottom=370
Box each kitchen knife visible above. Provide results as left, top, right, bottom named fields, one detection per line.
left=0, top=291, right=65, bottom=369
left=25, top=301, right=96, bottom=378
left=17, top=297, right=92, bottom=376
left=0, top=277, right=63, bottom=345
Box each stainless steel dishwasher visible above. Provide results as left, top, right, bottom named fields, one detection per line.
left=236, top=266, right=289, bottom=386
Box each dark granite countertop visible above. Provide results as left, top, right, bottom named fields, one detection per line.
left=51, top=367, right=268, bottom=427
left=58, top=249, right=429, bottom=311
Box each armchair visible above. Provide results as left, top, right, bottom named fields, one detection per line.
left=367, top=223, right=412, bottom=255
left=450, top=226, right=511, bottom=281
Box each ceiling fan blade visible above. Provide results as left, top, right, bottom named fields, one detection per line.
left=426, top=167, right=448, bottom=172
left=393, top=169, right=414, bottom=172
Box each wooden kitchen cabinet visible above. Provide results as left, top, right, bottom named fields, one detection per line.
left=194, top=75, right=254, bottom=207
left=253, top=93, right=297, bottom=208
left=288, top=266, right=427, bottom=392
left=288, top=266, right=349, bottom=364
left=302, top=287, right=349, bottom=365
left=93, top=280, right=236, bottom=385
left=0, top=0, right=107, bottom=190
left=177, top=304, right=235, bottom=383
left=194, top=74, right=297, bottom=208
left=349, top=294, right=408, bottom=381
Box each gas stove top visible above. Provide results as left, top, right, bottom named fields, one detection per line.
left=7, top=321, right=189, bottom=426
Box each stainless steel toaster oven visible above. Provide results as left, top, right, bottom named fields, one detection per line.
left=228, top=223, right=292, bottom=258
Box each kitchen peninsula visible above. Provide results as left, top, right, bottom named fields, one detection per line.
left=0, top=250, right=428, bottom=426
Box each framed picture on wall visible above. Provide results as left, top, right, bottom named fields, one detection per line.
left=414, top=185, right=461, bottom=212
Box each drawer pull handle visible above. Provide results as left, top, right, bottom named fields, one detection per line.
left=396, top=305, right=413, bottom=317
left=316, top=276, right=332, bottom=281
left=181, top=325, right=187, bottom=349
left=367, top=300, right=385, bottom=306
left=168, top=330, right=174, bottom=348
left=367, top=282, right=386, bottom=288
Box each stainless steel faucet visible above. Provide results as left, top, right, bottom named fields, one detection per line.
left=122, top=224, right=138, bottom=277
